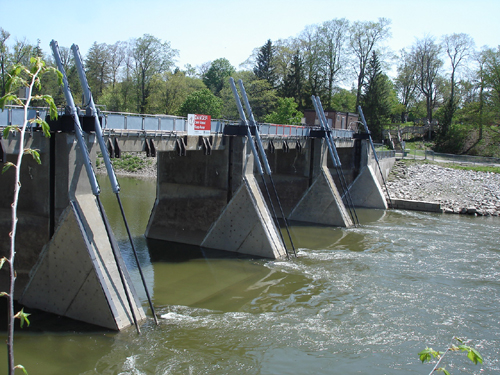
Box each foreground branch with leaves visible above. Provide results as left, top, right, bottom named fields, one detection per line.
left=419, top=337, right=483, bottom=375
left=0, top=57, right=60, bottom=375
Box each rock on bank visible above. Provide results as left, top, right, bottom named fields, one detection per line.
left=387, top=161, right=500, bottom=216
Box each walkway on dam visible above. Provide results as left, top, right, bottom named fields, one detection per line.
left=0, top=105, right=354, bottom=139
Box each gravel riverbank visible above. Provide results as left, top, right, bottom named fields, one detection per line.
left=386, top=160, right=500, bottom=216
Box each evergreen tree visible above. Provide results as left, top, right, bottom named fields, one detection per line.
left=253, top=39, right=277, bottom=87
left=360, top=51, right=391, bottom=140
left=280, top=50, right=304, bottom=109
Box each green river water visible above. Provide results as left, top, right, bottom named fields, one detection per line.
left=1, top=176, right=499, bottom=374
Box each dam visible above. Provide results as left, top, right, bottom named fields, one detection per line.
left=0, top=104, right=394, bottom=330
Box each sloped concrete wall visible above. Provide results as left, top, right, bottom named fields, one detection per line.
left=1, top=131, right=145, bottom=330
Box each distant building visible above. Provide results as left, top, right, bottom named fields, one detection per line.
left=303, top=109, right=359, bottom=132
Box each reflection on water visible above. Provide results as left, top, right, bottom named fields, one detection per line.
left=1, top=176, right=499, bottom=374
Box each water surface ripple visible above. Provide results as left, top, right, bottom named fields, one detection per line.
left=2, top=177, right=498, bottom=374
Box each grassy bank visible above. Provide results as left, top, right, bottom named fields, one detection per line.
left=96, top=152, right=156, bottom=176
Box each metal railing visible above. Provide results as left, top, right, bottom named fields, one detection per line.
left=424, top=150, right=500, bottom=165
left=0, top=105, right=50, bottom=126
left=102, top=111, right=187, bottom=132
left=1, top=105, right=355, bottom=139
left=375, top=150, right=396, bottom=159
left=395, top=149, right=500, bottom=166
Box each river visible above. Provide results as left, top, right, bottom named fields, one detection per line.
left=1, top=176, right=499, bottom=374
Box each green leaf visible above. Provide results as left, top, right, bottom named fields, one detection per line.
left=45, top=67, right=64, bottom=86
left=14, top=364, right=28, bottom=375
left=9, top=64, right=23, bottom=78
left=30, top=118, right=52, bottom=138
left=24, top=149, right=41, bottom=164
left=30, top=56, right=45, bottom=75
left=5, top=75, right=25, bottom=95
left=41, top=120, right=51, bottom=138
left=0, top=94, right=19, bottom=109
left=435, top=368, right=451, bottom=375
left=3, top=125, right=19, bottom=138
left=29, top=117, right=41, bottom=125
left=0, top=257, right=7, bottom=269
left=418, top=348, right=434, bottom=363
left=42, top=95, right=58, bottom=120
left=34, top=77, right=42, bottom=91
left=14, top=308, right=31, bottom=328
left=467, top=347, right=483, bottom=365
left=2, top=162, right=16, bottom=174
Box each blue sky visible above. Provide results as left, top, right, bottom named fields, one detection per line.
left=1, top=0, right=499, bottom=70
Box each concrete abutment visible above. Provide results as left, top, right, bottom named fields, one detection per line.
left=0, top=131, right=145, bottom=330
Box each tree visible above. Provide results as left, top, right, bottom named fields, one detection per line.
left=131, top=34, right=178, bottom=113
left=349, top=18, right=392, bottom=110
left=177, top=88, right=223, bottom=118
left=32, top=39, right=43, bottom=59
left=413, top=35, right=443, bottom=125
left=394, top=48, right=419, bottom=122
left=482, top=46, right=500, bottom=109
left=441, top=33, right=475, bottom=136
left=85, top=42, right=110, bottom=102
left=253, top=39, right=277, bottom=87
left=318, top=18, right=350, bottom=107
left=0, top=28, right=10, bottom=97
left=202, top=58, right=235, bottom=96
left=280, top=50, right=304, bottom=109
left=331, top=87, right=357, bottom=113
left=120, top=52, right=135, bottom=112
left=10, top=38, right=33, bottom=67
left=272, top=37, right=297, bottom=91
left=107, top=41, right=127, bottom=89
left=299, top=24, right=324, bottom=105
left=219, top=70, right=278, bottom=121
left=360, top=51, right=392, bottom=140
left=264, top=97, right=303, bottom=125
left=148, top=69, right=205, bottom=115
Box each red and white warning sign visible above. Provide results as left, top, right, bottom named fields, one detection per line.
left=187, top=114, right=211, bottom=135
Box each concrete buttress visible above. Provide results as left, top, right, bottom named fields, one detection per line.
left=0, top=131, right=145, bottom=330
left=201, top=174, right=287, bottom=258
left=289, top=139, right=353, bottom=227
left=348, top=143, right=390, bottom=210
left=349, top=165, right=388, bottom=209
left=20, top=196, right=145, bottom=329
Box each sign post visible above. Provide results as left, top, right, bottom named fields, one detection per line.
left=187, top=114, right=211, bottom=135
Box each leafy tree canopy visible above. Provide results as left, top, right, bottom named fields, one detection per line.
left=177, top=88, right=223, bottom=118
left=264, top=97, right=303, bottom=125
left=202, top=58, right=235, bottom=96
left=219, top=70, right=279, bottom=121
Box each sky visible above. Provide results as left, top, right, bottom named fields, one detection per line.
left=1, top=0, right=499, bottom=71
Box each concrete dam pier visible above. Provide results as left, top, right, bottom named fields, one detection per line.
left=0, top=117, right=393, bottom=330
